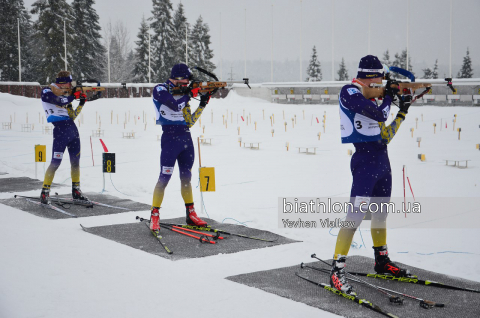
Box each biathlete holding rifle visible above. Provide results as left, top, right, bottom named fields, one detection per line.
left=331, top=55, right=413, bottom=295
left=149, top=63, right=212, bottom=231
left=40, top=71, right=88, bottom=204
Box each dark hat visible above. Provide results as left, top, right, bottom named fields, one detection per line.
left=356, top=55, right=384, bottom=79
left=55, top=75, right=73, bottom=84
left=170, top=63, right=192, bottom=80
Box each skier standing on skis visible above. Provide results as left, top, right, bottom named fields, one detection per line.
left=40, top=71, right=88, bottom=204
left=331, top=55, right=413, bottom=295
left=149, top=63, right=212, bottom=231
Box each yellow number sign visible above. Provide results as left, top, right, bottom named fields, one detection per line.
left=35, top=145, right=46, bottom=162
left=199, top=167, right=215, bottom=192
left=324, top=89, right=329, bottom=94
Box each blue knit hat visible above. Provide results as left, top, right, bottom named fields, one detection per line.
left=356, top=55, right=384, bottom=79
left=170, top=63, right=192, bottom=80
left=55, top=74, right=72, bottom=84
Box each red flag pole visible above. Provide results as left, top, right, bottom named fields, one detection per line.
left=403, top=165, right=406, bottom=217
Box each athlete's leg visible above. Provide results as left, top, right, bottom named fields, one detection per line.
left=66, top=125, right=81, bottom=187
left=334, top=153, right=380, bottom=259
left=370, top=170, right=392, bottom=247
left=42, top=126, right=69, bottom=190
left=176, top=136, right=195, bottom=204
left=152, top=134, right=182, bottom=208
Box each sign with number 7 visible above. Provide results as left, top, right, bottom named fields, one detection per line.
left=199, top=167, right=215, bottom=192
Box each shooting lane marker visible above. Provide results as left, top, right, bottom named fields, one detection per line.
left=410, top=128, right=414, bottom=137
left=238, top=137, right=242, bottom=147
left=417, top=137, right=421, bottom=147
left=222, top=115, right=225, bottom=125
left=237, top=127, right=240, bottom=135
left=317, top=132, right=321, bottom=140
left=270, top=116, right=273, bottom=127
left=254, top=121, right=257, bottom=131
left=433, top=123, right=436, bottom=134
left=294, top=115, right=297, bottom=125
left=291, top=118, right=294, bottom=128
left=272, top=113, right=275, bottom=124
left=286, top=142, right=289, bottom=151
left=418, top=154, right=426, bottom=162
left=283, top=110, right=285, bottom=120
left=453, top=114, right=457, bottom=131
left=457, top=128, right=461, bottom=140
left=284, top=122, right=287, bottom=132
left=203, top=125, right=205, bottom=133
left=271, top=129, right=274, bottom=137
left=35, top=144, right=46, bottom=179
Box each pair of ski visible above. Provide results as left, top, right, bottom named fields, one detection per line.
left=14, top=194, right=129, bottom=218
left=299, top=254, right=480, bottom=317
left=137, top=217, right=277, bottom=255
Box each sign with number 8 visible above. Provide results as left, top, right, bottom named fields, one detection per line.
left=102, top=153, right=116, bottom=173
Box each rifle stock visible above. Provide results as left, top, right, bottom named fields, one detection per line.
left=172, top=81, right=227, bottom=96
left=362, top=82, right=432, bottom=99
left=50, top=85, right=106, bottom=97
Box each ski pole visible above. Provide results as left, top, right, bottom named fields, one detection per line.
left=161, top=222, right=278, bottom=242
left=136, top=217, right=215, bottom=244
left=160, top=222, right=224, bottom=240
left=160, top=224, right=216, bottom=244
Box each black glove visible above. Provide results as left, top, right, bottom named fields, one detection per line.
left=79, top=94, right=86, bottom=106
left=199, top=92, right=212, bottom=108
left=399, top=90, right=412, bottom=114
left=384, top=80, right=400, bottom=100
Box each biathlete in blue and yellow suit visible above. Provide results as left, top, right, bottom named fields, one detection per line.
left=40, top=71, right=89, bottom=204
left=149, top=64, right=212, bottom=231
left=329, top=55, right=413, bottom=295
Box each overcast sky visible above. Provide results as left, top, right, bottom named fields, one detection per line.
left=24, top=0, right=479, bottom=80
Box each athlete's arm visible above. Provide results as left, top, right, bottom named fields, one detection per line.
left=41, top=89, right=75, bottom=106
left=153, top=86, right=190, bottom=112
left=380, top=111, right=407, bottom=144
left=183, top=103, right=205, bottom=128
left=340, top=86, right=391, bottom=122
left=67, top=103, right=84, bottom=120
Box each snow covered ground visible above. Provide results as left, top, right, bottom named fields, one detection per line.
left=0, top=91, right=479, bottom=317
